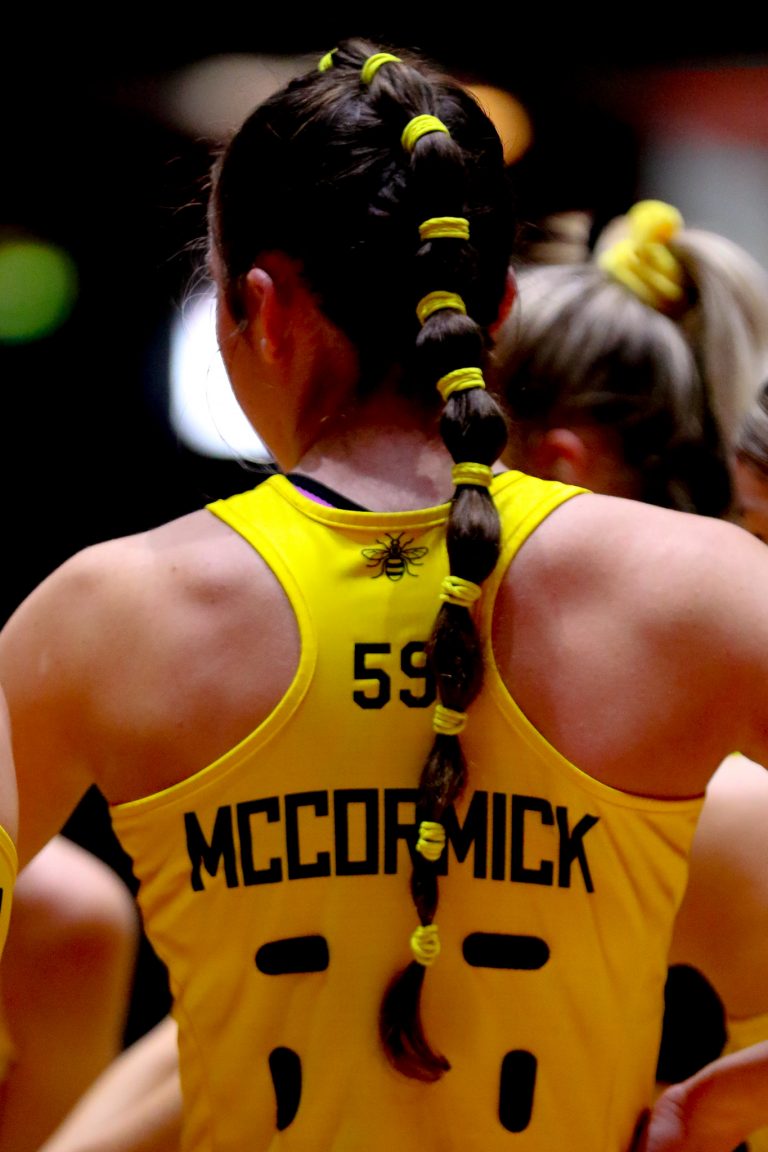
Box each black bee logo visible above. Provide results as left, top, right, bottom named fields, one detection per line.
left=362, top=533, right=428, bottom=581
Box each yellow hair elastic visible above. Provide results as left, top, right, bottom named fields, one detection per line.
left=416, top=291, right=466, bottom=327
left=629, top=199, right=684, bottom=244
left=451, top=462, right=493, bottom=488
left=433, top=703, right=467, bottom=736
left=597, top=199, right=686, bottom=313
left=436, top=366, right=485, bottom=402
left=401, top=114, right=449, bottom=153
left=440, top=574, right=482, bottom=608
left=360, top=52, right=401, bottom=84
left=318, top=49, right=337, bottom=72
left=416, top=820, right=446, bottom=862
left=410, top=923, right=441, bottom=966
left=419, top=216, right=470, bottom=242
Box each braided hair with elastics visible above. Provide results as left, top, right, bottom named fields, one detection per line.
left=209, top=38, right=515, bottom=1081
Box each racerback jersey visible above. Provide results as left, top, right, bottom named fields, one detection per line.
left=110, top=470, right=703, bottom=1152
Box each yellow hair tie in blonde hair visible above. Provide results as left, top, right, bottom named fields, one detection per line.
left=629, top=199, right=684, bottom=244
left=436, top=366, right=485, bottom=402
left=410, top=923, right=441, bottom=966
left=433, top=703, right=467, bottom=736
left=597, top=199, right=686, bottom=313
left=318, top=49, right=336, bottom=72
left=416, top=291, right=466, bottom=326
left=419, top=216, right=470, bottom=242
left=401, top=114, right=449, bottom=153
left=360, top=52, right=401, bottom=83
left=451, top=462, right=493, bottom=488
left=416, top=820, right=446, bottom=861
left=440, top=574, right=482, bottom=608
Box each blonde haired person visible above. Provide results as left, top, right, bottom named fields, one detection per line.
left=658, top=376, right=768, bottom=1152
left=733, top=377, right=768, bottom=542
left=492, top=199, right=768, bottom=1151
left=5, top=45, right=768, bottom=1152
left=494, top=199, right=768, bottom=520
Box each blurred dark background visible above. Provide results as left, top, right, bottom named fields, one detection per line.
left=2, top=18, right=768, bottom=1044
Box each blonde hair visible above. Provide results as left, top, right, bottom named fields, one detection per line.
left=735, top=378, right=768, bottom=474
left=493, top=205, right=768, bottom=516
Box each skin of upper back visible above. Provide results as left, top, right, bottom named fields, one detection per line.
left=1, top=478, right=767, bottom=871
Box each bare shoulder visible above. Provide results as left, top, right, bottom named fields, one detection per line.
left=0, top=507, right=299, bottom=836
left=550, top=494, right=768, bottom=675
left=0, top=510, right=241, bottom=658
left=525, top=491, right=768, bottom=622
left=497, top=493, right=768, bottom=793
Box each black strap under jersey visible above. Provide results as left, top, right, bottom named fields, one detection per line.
left=248, top=463, right=369, bottom=512
left=285, top=472, right=369, bottom=512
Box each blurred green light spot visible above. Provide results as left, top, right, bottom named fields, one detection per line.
left=0, top=238, right=79, bottom=343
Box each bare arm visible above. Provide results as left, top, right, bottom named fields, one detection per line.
left=37, top=1016, right=181, bottom=1152
left=634, top=1041, right=768, bottom=1152
left=0, top=551, right=107, bottom=867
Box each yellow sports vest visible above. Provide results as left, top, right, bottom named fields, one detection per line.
left=111, top=471, right=703, bottom=1152
left=0, top=823, right=17, bottom=1088
left=0, top=824, right=16, bottom=963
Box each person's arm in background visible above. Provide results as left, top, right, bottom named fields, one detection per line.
left=0, top=686, right=18, bottom=959
left=37, top=1015, right=181, bottom=1152
left=635, top=1040, right=768, bottom=1152
left=0, top=836, right=140, bottom=1152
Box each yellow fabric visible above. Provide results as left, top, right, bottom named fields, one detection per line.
left=723, top=1013, right=768, bottom=1151
left=0, top=823, right=17, bottom=961
left=110, top=470, right=703, bottom=1152
left=0, top=826, right=17, bottom=1086
left=317, top=50, right=336, bottom=72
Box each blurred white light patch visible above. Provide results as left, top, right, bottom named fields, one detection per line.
left=169, top=290, right=271, bottom=460
left=160, top=53, right=314, bottom=141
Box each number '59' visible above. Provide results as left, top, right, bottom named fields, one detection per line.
left=353, top=641, right=436, bottom=709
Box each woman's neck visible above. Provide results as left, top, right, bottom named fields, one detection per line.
left=292, top=399, right=457, bottom=512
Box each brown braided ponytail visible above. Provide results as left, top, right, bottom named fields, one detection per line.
left=209, top=37, right=515, bottom=1083
left=357, top=48, right=511, bottom=1081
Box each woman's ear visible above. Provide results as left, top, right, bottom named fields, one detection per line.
left=243, top=267, right=279, bottom=361
left=242, top=253, right=317, bottom=363
left=489, top=269, right=517, bottom=337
